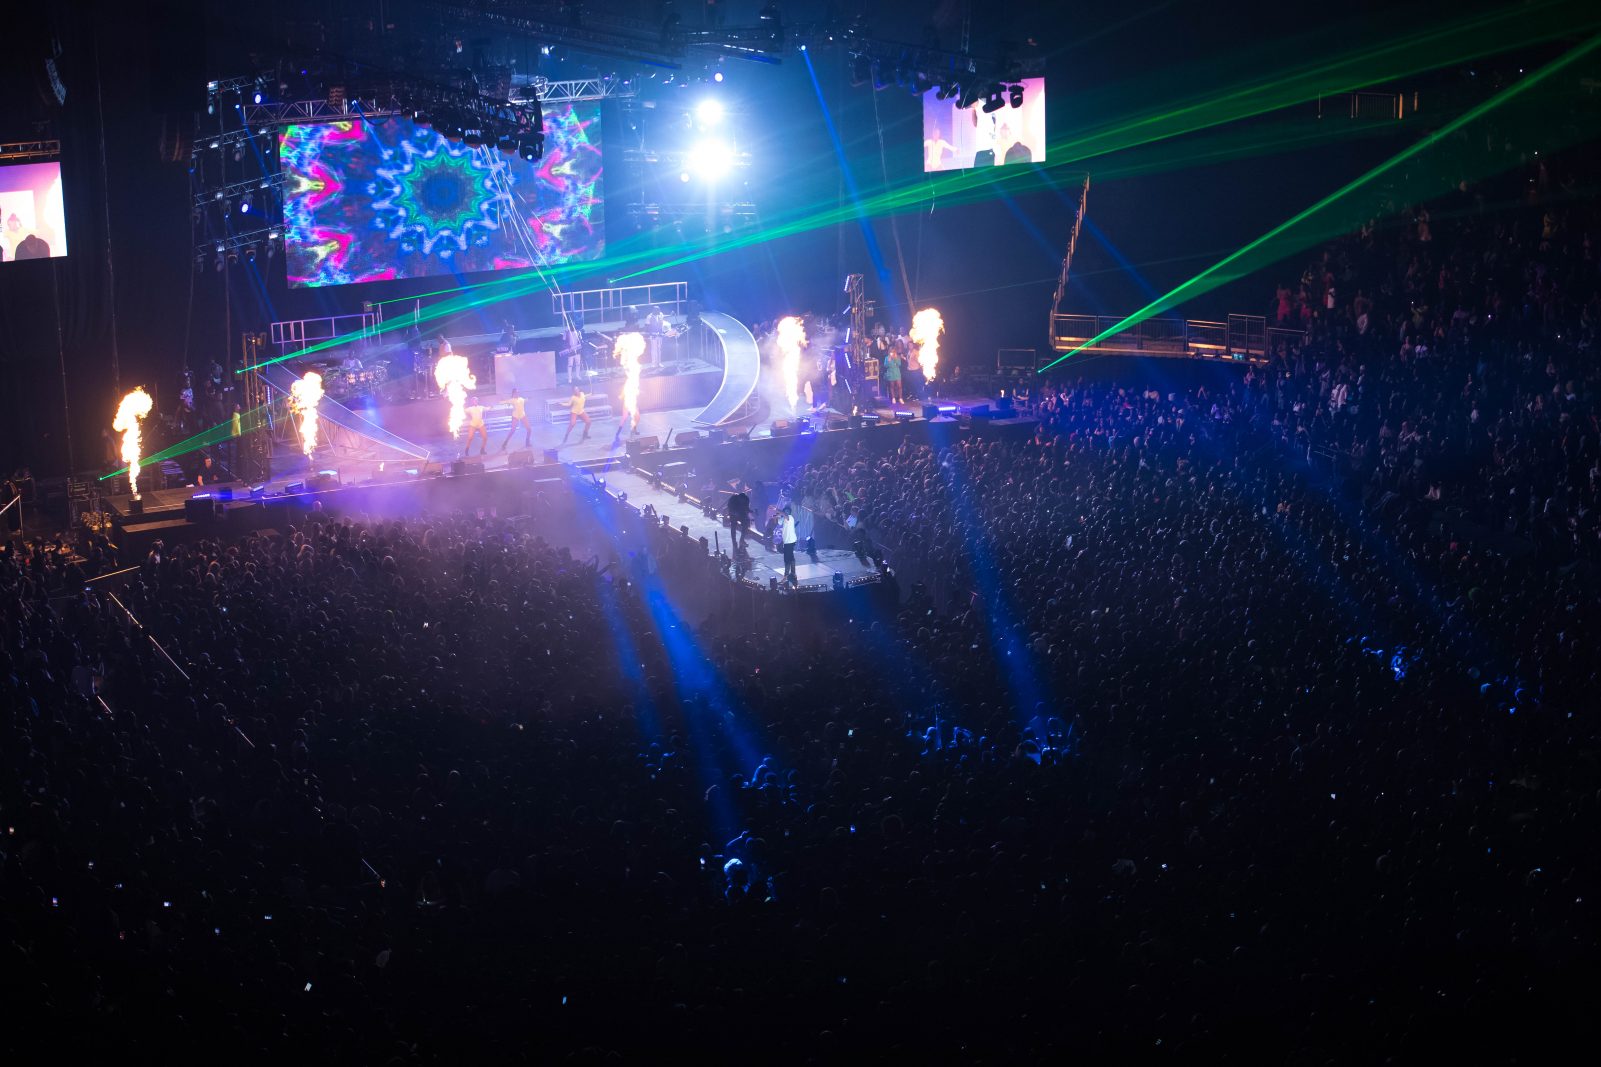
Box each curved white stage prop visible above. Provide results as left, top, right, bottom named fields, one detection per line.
left=693, top=312, right=762, bottom=427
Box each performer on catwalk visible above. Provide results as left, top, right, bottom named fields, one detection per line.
left=726, top=483, right=751, bottom=556
left=780, top=505, right=799, bottom=587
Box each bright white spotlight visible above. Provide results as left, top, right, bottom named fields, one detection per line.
left=695, top=98, right=725, bottom=126
left=688, top=140, right=733, bottom=179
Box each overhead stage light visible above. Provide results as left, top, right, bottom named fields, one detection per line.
left=982, top=87, right=1007, bottom=113
left=696, top=98, right=725, bottom=126
left=687, top=140, right=733, bottom=180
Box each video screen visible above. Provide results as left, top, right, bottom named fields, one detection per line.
left=280, top=106, right=604, bottom=288
left=0, top=161, right=68, bottom=263
left=922, top=77, right=1046, bottom=172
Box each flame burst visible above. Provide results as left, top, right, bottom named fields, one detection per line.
left=113, top=388, right=154, bottom=495
left=433, top=354, right=477, bottom=438
left=614, top=332, right=645, bottom=428
left=776, top=315, right=807, bottom=411
left=911, top=308, right=944, bottom=382
left=289, top=371, right=324, bottom=456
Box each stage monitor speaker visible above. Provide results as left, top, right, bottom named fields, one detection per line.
left=184, top=497, right=219, bottom=523
left=771, top=419, right=795, bottom=436
left=452, top=460, right=486, bottom=476
left=706, top=429, right=728, bottom=445
left=675, top=430, right=701, bottom=446
left=542, top=448, right=561, bottom=463
left=508, top=449, right=536, bottom=468
left=922, top=404, right=941, bottom=419
left=309, top=472, right=339, bottom=491
left=826, top=415, right=849, bottom=431
left=627, top=436, right=661, bottom=456
left=966, top=404, right=995, bottom=418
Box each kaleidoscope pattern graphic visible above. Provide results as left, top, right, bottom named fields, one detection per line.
left=280, top=107, right=604, bottom=288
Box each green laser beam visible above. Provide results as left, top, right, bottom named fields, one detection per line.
left=270, top=1, right=1586, bottom=330
left=1039, top=31, right=1601, bottom=373
left=607, top=0, right=1597, bottom=285
left=100, top=407, right=272, bottom=482
left=239, top=2, right=1597, bottom=378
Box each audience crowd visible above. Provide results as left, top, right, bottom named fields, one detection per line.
left=4, top=148, right=1599, bottom=1061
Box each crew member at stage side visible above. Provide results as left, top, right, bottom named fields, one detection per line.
left=560, top=385, right=592, bottom=444
left=501, top=388, right=532, bottom=451
left=464, top=397, right=489, bottom=457
left=644, top=307, right=668, bottom=367
left=780, top=505, right=799, bottom=587
left=564, top=319, right=584, bottom=384
left=496, top=319, right=518, bottom=354
left=726, top=484, right=751, bottom=556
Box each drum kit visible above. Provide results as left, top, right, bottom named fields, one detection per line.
left=303, top=355, right=391, bottom=400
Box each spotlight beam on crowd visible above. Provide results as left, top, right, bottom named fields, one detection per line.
left=1039, top=31, right=1601, bottom=372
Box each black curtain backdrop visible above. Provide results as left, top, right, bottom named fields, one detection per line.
left=0, top=1, right=202, bottom=478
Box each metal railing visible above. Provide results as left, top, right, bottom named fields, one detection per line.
left=270, top=312, right=378, bottom=354
left=1048, top=312, right=1287, bottom=364
left=552, top=282, right=688, bottom=321
left=1317, top=90, right=1407, bottom=120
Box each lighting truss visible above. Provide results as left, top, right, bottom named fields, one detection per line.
left=429, top=2, right=690, bottom=67
left=621, top=147, right=754, bottom=168
left=206, top=76, right=254, bottom=96
left=509, top=76, right=640, bottom=104
left=193, top=171, right=289, bottom=211
left=241, top=96, right=407, bottom=127
left=628, top=202, right=759, bottom=221
left=0, top=139, right=62, bottom=162
left=205, top=228, right=281, bottom=256
left=191, top=126, right=271, bottom=157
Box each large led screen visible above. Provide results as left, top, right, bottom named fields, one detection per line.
left=0, top=161, right=68, bottom=263
left=280, top=106, right=603, bottom=288
left=922, top=78, right=1046, bottom=172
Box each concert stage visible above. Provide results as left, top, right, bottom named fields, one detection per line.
left=102, top=295, right=1035, bottom=592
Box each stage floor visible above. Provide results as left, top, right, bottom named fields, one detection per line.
left=100, top=393, right=1034, bottom=523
